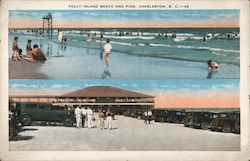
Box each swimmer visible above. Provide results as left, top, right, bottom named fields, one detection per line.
left=207, top=59, right=218, bottom=71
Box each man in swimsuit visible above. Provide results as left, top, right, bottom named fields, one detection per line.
left=12, top=37, right=22, bottom=61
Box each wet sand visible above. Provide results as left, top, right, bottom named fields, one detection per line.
left=9, top=60, right=48, bottom=79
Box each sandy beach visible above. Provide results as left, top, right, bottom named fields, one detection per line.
left=9, top=60, right=48, bottom=79
left=10, top=115, right=240, bottom=151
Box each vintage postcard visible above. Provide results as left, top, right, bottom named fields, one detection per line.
left=0, top=0, right=250, bottom=161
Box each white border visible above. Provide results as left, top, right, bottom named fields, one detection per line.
left=0, top=0, right=249, bottom=161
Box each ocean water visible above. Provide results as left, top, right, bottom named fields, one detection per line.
left=9, top=28, right=240, bottom=66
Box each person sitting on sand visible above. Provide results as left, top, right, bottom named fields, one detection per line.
left=32, top=44, right=47, bottom=63
left=18, top=49, right=24, bottom=59
left=26, top=39, right=32, bottom=56
left=23, top=48, right=36, bottom=62
left=12, top=49, right=23, bottom=61
left=103, top=39, right=112, bottom=67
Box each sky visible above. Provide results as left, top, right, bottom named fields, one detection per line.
left=9, top=10, right=240, bottom=28
left=9, top=79, right=240, bottom=108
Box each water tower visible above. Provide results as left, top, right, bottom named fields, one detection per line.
left=42, top=13, right=53, bottom=38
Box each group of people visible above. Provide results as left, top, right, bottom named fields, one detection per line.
left=143, top=109, right=153, bottom=124
left=12, top=37, right=47, bottom=63
left=157, top=32, right=177, bottom=39
left=74, top=106, right=113, bottom=130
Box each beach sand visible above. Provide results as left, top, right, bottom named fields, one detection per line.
left=9, top=60, right=48, bottom=79
left=10, top=115, right=240, bottom=151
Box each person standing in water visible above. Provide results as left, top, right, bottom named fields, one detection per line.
left=203, top=36, right=207, bottom=43
left=207, top=59, right=218, bottom=79
left=58, top=30, right=63, bottom=43
left=100, top=32, right=104, bottom=45
left=103, top=39, right=112, bottom=67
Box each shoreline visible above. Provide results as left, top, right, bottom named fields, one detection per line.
left=9, top=60, right=49, bottom=79
left=8, top=33, right=240, bottom=79
left=9, top=32, right=240, bottom=67
left=8, top=48, right=240, bottom=79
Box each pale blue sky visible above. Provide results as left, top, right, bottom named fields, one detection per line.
left=9, top=10, right=239, bottom=22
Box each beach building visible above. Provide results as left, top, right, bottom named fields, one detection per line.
left=10, top=86, right=155, bottom=113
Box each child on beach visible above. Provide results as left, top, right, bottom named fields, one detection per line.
left=103, top=39, right=112, bottom=67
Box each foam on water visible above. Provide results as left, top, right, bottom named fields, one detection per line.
left=103, top=35, right=156, bottom=40
left=9, top=28, right=240, bottom=66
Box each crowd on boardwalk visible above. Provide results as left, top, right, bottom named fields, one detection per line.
left=74, top=106, right=113, bottom=130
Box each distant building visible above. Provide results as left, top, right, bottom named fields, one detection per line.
left=10, top=86, right=155, bottom=112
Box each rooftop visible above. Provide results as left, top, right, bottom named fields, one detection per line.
left=61, top=86, right=154, bottom=98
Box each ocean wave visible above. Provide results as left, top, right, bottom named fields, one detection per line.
left=149, top=43, right=239, bottom=54
left=211, top=84, right=238, bottom=90
left=208, top=47, right=239, bottom=53
left=192, top=36, right=204, bottom=40
left=149, top=43, right=170, bottom=47
left=138, top=43, right=146, bottom=46
left=176, top=33, right=194, bottom=37
left=96, top=40, right=136, bottom=47
left=206, top=33, right=221, bottom=37
left=103, top=35, right=156, bottom=40
left=173, top=37, right=187, bottom=42
left=211, top=51, right=228, bottom=57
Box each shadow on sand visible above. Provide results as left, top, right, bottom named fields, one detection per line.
left=11, top=135, right=33, bottom=141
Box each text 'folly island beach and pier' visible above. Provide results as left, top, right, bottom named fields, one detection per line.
left=68, top=4, right=190, bottom=9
